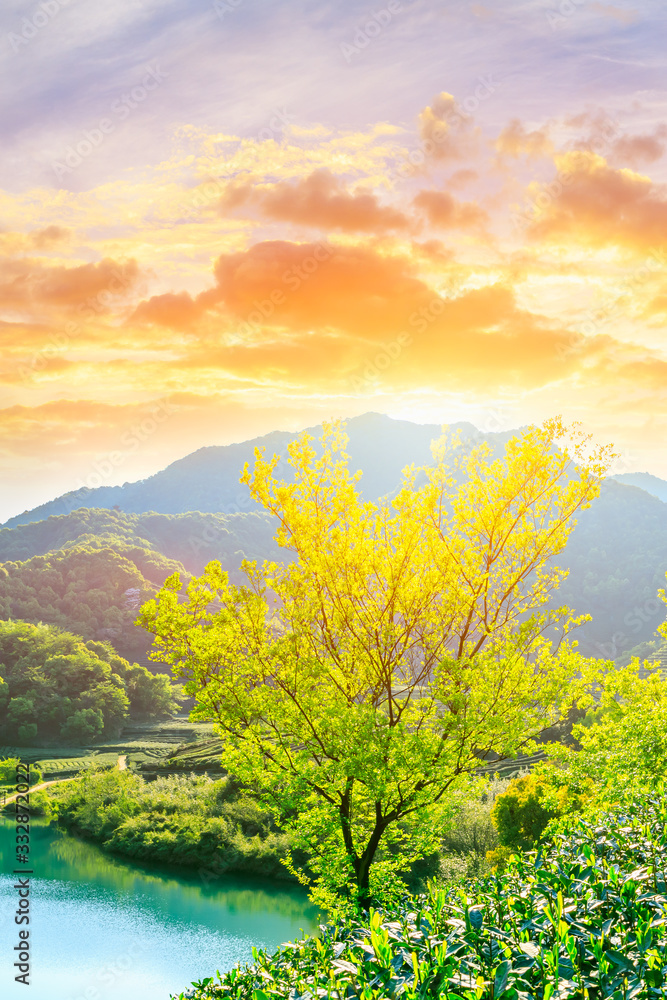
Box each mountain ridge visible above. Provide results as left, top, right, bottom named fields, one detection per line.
left=3, top=413, right=506, bottom=527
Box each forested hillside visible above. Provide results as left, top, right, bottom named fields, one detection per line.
left=0, top=620, right=180, bottom=744
left=558, top=479, right=667, bottom=656
left=0, top=508, right=283, bottom=664
left=0, top=547, right=173, bottom=665
left=0, top=507, right=282, bottom=576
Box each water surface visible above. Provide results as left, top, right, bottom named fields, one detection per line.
left=0, top=818, right=317, bottom=1000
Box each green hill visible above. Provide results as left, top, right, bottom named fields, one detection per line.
left=1, top=417, right=667, bottom=659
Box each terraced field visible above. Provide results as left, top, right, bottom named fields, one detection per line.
left=0, top=717, right=220, bottom=778
left=155, top=737, right=226, bottom=774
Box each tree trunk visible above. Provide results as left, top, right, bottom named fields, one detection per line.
left=353, top=806, right=388, bottom=910
left=338, top=786, right=389, bottom=910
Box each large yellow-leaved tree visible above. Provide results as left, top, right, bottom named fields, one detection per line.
left=138, top=418, right=612, bottom=910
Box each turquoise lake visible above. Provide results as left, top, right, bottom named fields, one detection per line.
left=0, top=818, right=318, bottom=1000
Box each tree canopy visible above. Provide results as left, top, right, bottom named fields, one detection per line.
left=0, top=619, right=180, bottom=743
left=140, top=419, right=612, bottom=910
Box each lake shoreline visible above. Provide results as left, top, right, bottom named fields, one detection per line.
left=52, top=814, right=303, bottom=886
left=0, top=816, right=317, bottom=1000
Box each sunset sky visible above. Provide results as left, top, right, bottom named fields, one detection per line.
left=1, top=0, right=666, bottom=521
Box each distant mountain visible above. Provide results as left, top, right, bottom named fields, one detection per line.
left=2, top=413, right=512, bottom=527
left=611, top=472, right=667, bottom=503
left=557, top=479, right=667, bottom=657
left=2, top=413, right=667, bottom=659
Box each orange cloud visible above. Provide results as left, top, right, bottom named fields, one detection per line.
left=219, top=168, right=410, bottom=233
left=527, top=151, right=667, bottom=252
left=413, top=189, right=488, bottom=229
left=0, top=226, right=72, bottom=256
left=612, top=128, right=667, bottom=167
left=202, top=240, right=426, bottom=339
left=128, top=240, right=621, bottom=395
left=590, top=2, right=639, bottom=23
left=132, top=291, right=200, bottom=330
left=495, top=119, right=552, bottom=159
left=448, top=169, right=479, bottom=189
left=30, top=226, right=72, bottom=249
left=561, top=110, right=666, bottom=168
left=0, top=256, right=141, bottom=316
left=417, top=92, right=479, bottom=162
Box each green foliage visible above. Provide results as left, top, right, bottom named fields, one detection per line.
left=0, top=620, right=180, bottom=743
left=50, top=768, right=297, bottom=879
left=142, top=419, right=610, bottom=910
left=60, top=707, right=105, bottom=741
left=0, top=543, right=183, bottom=663
left=491, top=773, right=561, bottom=852
left=0, top=756, right=42, bottom=789
left=176, top=788, right=667, bottom=1000
left=28, top=789, right=58, bottom=818
left=440, top=780, right=509, bottom=858
left=535, top=657, right=667, bottom=808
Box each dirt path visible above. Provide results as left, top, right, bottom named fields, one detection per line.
left=2, top=756, right=127, bottom=807
left=2, top=775, right=77, bottom=806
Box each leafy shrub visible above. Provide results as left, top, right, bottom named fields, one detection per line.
left=491, top=768, right=594, bottom=851
left=0, top=756, right=42, bottom=790
left=491, top=773, right=559, bottom=851
left=49, top=769, right=298, bottom=880
left=175, top=788, right=667, bottom=1000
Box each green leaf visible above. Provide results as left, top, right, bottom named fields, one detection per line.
left=493, top=960, right=510, bottom=996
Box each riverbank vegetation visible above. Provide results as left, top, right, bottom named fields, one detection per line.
left=39, top=766, right=512, bottom=887
left=45, top=768, right=298, bottom=879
